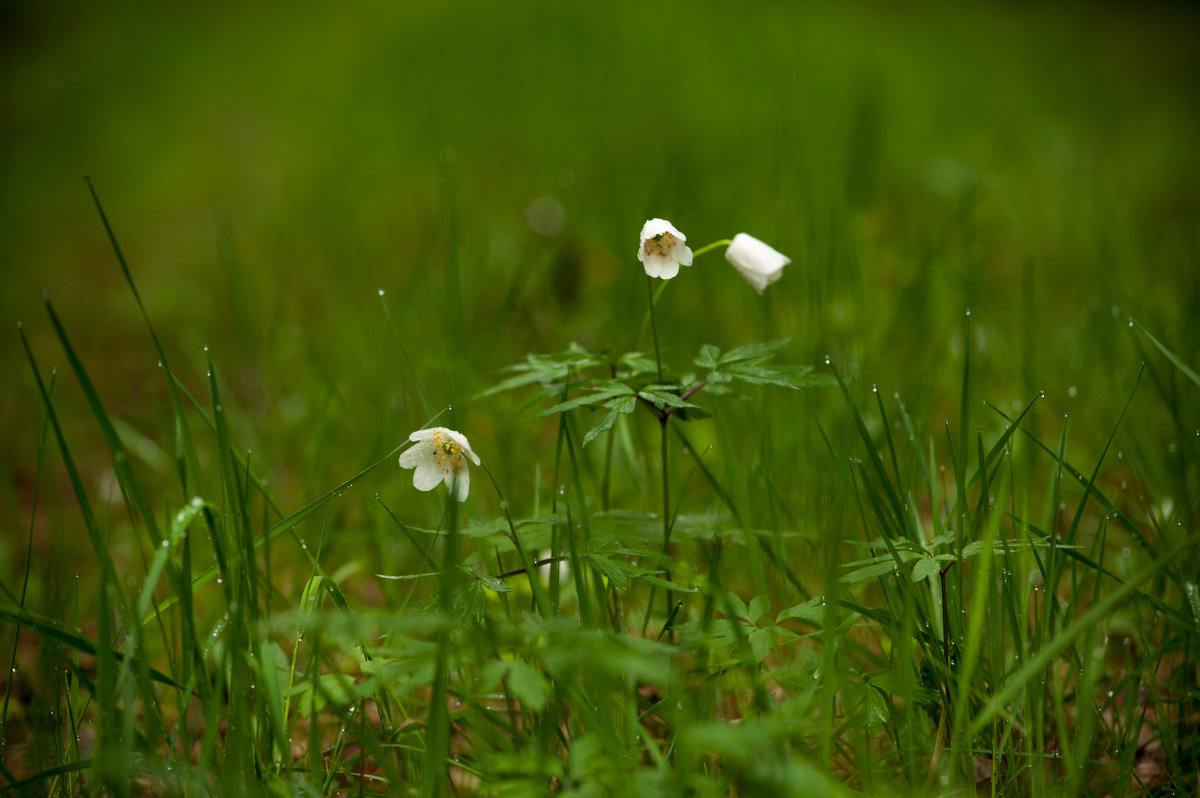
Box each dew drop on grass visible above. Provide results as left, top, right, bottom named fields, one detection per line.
left=378, top=289, right=385, bottom=296
left=1111, top=306, right=1120, bottom=317
left=1068, top=386, right=1077, bottom=397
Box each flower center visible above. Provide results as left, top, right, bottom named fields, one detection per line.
left=643, top=231, right=677, bottom=258
left=432, top=432, right=462, bottom=471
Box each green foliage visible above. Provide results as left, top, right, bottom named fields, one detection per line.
left=3, top=2, right=1199, bottom=796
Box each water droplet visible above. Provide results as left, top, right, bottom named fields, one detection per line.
left=378, top=289, right=386, bottom=296
left=499, top=500, right=508, bottom=509
left=1067, top=386, right=1077, bottom=398
left=157, top=360, right=163, bottom=368
left=1110, top=306, right=1120, bottom=317
left=965, top=308, right=971, bottom=317
left=203, top=345, right=209, bottom=353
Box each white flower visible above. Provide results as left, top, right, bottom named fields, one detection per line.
left=398, top=426, right=481, bottom=502
left=725, top=233, right=790, bottom=294
left=637, top=218, right=693, bottom=279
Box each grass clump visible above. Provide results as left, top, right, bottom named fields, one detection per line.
left=2, top=183, right=1197, bottom=796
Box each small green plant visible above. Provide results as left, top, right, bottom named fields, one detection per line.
left=3, top=182, right=1197, bottom=798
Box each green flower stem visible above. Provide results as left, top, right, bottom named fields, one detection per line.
left=480, top=462, right=554, bottom=618
left=636, top=239, right=731, bottom=351
left=690, top=238, right=733, bottom=258
left=659, top=414, right=672, bottom=633
left=646, top=274, right=664, bottom=383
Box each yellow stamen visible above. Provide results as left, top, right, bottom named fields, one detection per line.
left=431, top=431, right=462, bottom=472
left=643, top=231, right=677, bottom=258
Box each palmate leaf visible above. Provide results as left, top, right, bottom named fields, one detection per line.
left=476, top=344, right=601, bottom=398
left=718, top=338, right=791, bottom=364
left=637, top=387, right=699, bottom=410
left=617, top=351, right=660, bottom=377
left=695, top=338, right=833, bottom=391
left=535, top=381, right=635, bottom=418
left=582, top=395, right=637, bottom=446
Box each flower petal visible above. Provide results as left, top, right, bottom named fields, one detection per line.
left=452, top=469, right=470, bottom=502
left=643, top=255, right=680, bottom=280
left=411, top=460, right=444, bottom=492
left=726, top=233, right=789, bottom=293
left=640, top=217, right=685, bottom=244
left=398, top=445, right=426, bottom=468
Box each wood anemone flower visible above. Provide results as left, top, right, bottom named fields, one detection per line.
left=638, top=218, right=694, bottom=280
left=725, top=232, right=790, bottom=294
left=398, top=426, right=481, bottom=502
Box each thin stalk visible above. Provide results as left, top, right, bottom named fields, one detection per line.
left=660, top=417, right=672, bottom=627
left=646, top=275, right=663, bottom=383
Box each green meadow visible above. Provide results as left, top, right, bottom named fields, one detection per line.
left=2, top=2, right=1198, bottom=795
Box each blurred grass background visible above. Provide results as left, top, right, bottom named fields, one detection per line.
left=2, top=0, right=1198, bottom=591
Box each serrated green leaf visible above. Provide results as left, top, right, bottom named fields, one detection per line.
left=864, top=685, right=890, bottom=736
left=637, top=389, right=699, bottom=410
left=777, top=596, right=825, bottom=625
left=719, top=338, right=790, bottom=364
left=747, top=628, right=771, bottom=663
left=588, top=555, right=630, bottom=589
left=582, top=395, right=637, bottom=446
left=478, top=574, right=513, bottom=593
left=505, top=660, right=550, bottom=712
left=724, top=363, right=796, bottom=387
left=463, top=517, right=512, bottom=538
left=618, top=352, right=660, bottom=376
left=535, top=383, right=634, bottom=419
left=695, top=344, right=721, bottom=370
left=910, top=557, right=942, bottom=583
